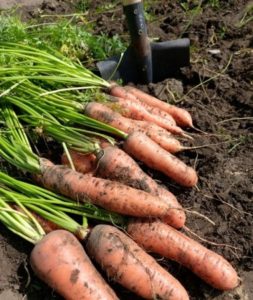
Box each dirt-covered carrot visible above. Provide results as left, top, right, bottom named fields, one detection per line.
left=84, top=102, right=183, bottom=153
left=0, top=188, right=119, bottom=300
left=86, top=224, right=189, bottom=300
left=95, top=146, right=185, bottom=228
left=127, top=219, right=239, bottom=291
left=30, top=230, right=119, bottom=300
left=38, top=158, right=173, bottom=218
left=123, top=132, right=198, bottom=187
left=124, top=86, right=193, bottom=128
left=61, top=146, right=186, bottom=228
left=109, top=85, right=178, bottom=121
left=110, top=85, right=193, bottom=128
left=108, top=95, right=185, bottom=136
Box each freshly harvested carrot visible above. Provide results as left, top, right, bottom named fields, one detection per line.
left=127, top=219, right=239, bottom=291
left=86, top=224, right=189, bottom=300
left=110, top=84, right=181, bottom=124
left=30, top=230, right=119, bottom=300
left=95, top=146, right=185, bottom=228
left=123, top=132, right=198, bottom=187
left=109, top=84, right=140, bottom=102
left=111, top=85, right=193, bottom=128
left=62, top=150, right=97, bottom=175
left=108, top=95, right=184, bottom=136
left=84, top=102, right=182, bottom=153
left=38, top=158, right=172, bottom=218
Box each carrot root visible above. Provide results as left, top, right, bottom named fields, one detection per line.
left=39, top=158, right=172, bottom=218
left=124, top=86, right=193, bottom=128
left=123, top=132, right=198, bottom=187
left=127, top=219, right=239, bottom=291
left=30, top=230, right=119, bottom=300
left=86, top=224, right=189, bottom=300
left=95, top=146, right=186, bottom=228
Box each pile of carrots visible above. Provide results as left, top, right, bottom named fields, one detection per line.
left=0, top=80, right=239, bottom=299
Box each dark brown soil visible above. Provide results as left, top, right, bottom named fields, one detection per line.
left=0, top=0, right=252, bottom=299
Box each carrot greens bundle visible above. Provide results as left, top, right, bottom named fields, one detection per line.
left=0, top=42, right=110, bottom=89
left=0, top=195, right=45, bottom=244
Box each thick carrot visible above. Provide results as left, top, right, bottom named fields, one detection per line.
left=84, top=102, right=182, bottom=153
left=96, top=146, right=185, bottom=228
left=38, top=158, right=172, bottom=218
left=108, top=95, right=184, bottom=136
left=30, top=230, right=119, bottom=300
left=123, top=132, right=198, bottom=187
left=113, top=85, right=193, bottom=128
left=86, top=224, right=189, bottom=300
left=62, top=150, right=97, bottom=175
left=127, top=219, right=239, bottom=291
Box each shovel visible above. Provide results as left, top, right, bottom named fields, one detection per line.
left=96, top=0, right=190, bottom=84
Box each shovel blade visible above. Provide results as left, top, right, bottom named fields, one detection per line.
left=96, top=38, right=190, bottom=84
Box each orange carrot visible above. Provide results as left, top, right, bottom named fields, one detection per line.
left=84, top=102, right=182, bottom=153
left=108, top=95, right=184, bottom=136
left=127, top=219, right=239, bottom=291
left=110, top=84, right=181, bottom=123
left=110, top=85, right=193, bottom=128
left=30, top=230, right=119, bottom=300
left=123, top=132, right=198, bottom=187
left=95, top=146, right=185, bottom=228
left=86, top=224, right=189, bottom=300
left=62, top=150, right=97, bottom=175
left=38, top=158, right=172, bottom=218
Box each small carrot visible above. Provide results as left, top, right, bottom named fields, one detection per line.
left=110, top=85, right=193, bottom=128
left=30, top=230, right=119, bottom=300
left=108, top=95, right=184, bottom=136
left=123, top=131, right=198, bottom=187
left=86, top=224, right=189, bottom=300
left=95, top=146, right=185, bottom=228
left=84, top=102, right=183, bottom=153
left=127, top=219, right=239, bottom=291
left=110, top=84, right=180, bottom=123
left=38, top=158, right=172, bottom=218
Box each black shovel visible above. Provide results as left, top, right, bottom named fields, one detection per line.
left=96, top=0, right=190, bottom=84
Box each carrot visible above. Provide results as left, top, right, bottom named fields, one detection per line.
left=38, top=158, right=172, bottom=218
left=108, top=95, right=184, bottom=136
left=127, top=219, right=239, bottom=291
left=30, top=229, right=119, bottom=300
left=84, top=102, right=183, bottom=153
left=123, top=131, right=198, bottom=187
left=62, top=150, right=97, bottom=175
left=86, top=224, right=189, bottom=300
left=111, top=85, right=193, bottom=128
left=96, top=146, right=185, bottom=228
left=110, top=84, right=181, bottom=124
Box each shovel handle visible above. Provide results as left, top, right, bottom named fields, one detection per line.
left=123, top=0, right=153, bottom=83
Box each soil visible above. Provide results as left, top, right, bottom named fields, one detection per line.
left=0, top=0, right=252, bottom=299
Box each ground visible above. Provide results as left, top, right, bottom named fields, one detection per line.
left=0, top=0, right=252, bottom=299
